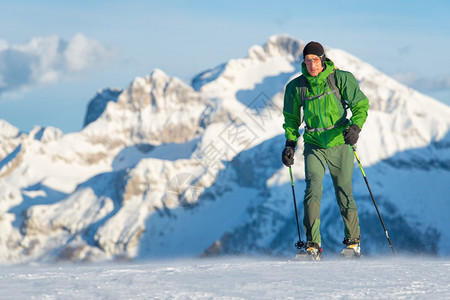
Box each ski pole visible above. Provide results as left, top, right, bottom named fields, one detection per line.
left=351, top=146, right=396, bottom=255
left=289, top=166, right=306, bottom=251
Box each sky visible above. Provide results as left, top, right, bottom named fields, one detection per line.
left=0, top=0, right=449, bottom=133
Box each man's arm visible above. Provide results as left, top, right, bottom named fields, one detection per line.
left=336, top=70, right=369, bottom=129
left=282, top=78, right=302, bottom=141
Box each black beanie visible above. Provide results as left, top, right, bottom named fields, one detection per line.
left=303, top=41, right=324, bottom=57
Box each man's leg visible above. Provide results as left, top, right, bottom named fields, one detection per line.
left=303, top=143, right=327, bottom=245
left=328, top=144, right=360, bottom=240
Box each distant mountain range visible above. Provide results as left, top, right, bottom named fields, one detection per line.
left=1, top=35, right=449, bottom=263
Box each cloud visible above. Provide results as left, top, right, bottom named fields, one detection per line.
left=397, top=45, right=411, bottom=55
left=0, top=34, right=118, bottom=96
left=392, top=72, right=450, bottom=91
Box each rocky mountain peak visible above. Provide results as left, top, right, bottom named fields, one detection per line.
left=248, top=34, right=304, bottom=61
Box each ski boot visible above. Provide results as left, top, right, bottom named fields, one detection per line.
left=339, top=238, right=362, bottom=259
left=295, top=241, right=322, bottom=261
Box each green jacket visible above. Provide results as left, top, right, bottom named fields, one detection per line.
left=283, top=59, right=369, bottom=148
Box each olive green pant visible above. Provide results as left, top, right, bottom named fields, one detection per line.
left=303, top=143, right=360, bottom=245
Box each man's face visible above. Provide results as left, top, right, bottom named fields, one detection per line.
left=304, top=54, right=324, bottom=77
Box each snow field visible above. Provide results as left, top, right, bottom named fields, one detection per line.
left=1, top=256, right=448, bottom=299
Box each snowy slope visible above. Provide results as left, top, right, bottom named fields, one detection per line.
left=0, top=34, right=449, bottom=264
left=1, top=257, right=449, bottom=299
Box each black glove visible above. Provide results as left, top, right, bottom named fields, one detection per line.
left=282, top=140, right=297, bottom=167
left=343, top=124, right=361, bottom=145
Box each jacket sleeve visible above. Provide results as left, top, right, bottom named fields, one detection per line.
left=337, top=71, right=369, bottom=129
left=282, top=78, right=301, bottom=142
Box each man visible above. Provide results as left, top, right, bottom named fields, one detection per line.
left=282, top=41, right=369, bottom=260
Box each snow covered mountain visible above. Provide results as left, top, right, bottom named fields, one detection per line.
left=1, top=35, right=449, bottom=263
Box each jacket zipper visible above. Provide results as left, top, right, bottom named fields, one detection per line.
left=315, top=77, right=327, bottom=147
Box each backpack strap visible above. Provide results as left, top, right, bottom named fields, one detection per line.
left=298, top=70, right=349, bottom=132
left=327, top=71, right=349, bottom=110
